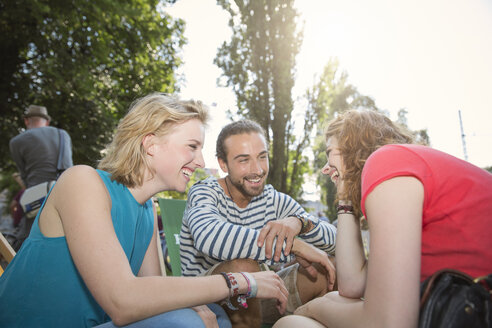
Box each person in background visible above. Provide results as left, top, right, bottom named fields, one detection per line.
left=9, top=105, right=73, bottom=248
left=10, top=105, right=73, bottom=188
left=273, top=109, right=492, bottom=328
left=317, top=212, right=329, bottom=223
left=180, top=119, right=337, bottom=328
left=0, top=94, right=288, bottom=328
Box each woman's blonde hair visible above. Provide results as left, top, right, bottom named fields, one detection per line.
left=98, top=93, right=209, bottom=187
left=325, top=110, right=415, bottom=217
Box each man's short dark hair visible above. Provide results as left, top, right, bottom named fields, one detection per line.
left=216, top=119, right=267, bottom=162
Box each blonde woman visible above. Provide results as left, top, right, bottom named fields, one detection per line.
left=274, top=109, right=492, bottom=327
left=0, top=93, right=288, bottom=328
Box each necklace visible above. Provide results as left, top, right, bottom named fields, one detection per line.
left=224, top=176, right=235, bottom=203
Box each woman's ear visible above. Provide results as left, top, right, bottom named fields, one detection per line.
left=142, top=133, right=156, bottom=156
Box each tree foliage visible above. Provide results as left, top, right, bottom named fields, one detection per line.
left=0, top=0, right=184, bottom=175
left=309, top=59, right=378, bottom=220
left=215, top=0, right=306, bottom=197
left=397, top=108, right=430, bottom=145
left=309, top=60, right=432, bottom=220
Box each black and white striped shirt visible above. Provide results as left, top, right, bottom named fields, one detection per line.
left=180, top=177, right=337, bottom=276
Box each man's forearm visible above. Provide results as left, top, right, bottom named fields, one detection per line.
left=297, top=220, right=337, bottom=254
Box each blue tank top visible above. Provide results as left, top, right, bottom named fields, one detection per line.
left=0, top=170, right=154, bottom=327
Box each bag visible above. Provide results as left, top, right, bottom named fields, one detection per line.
left=419, top=268, right=492, bottom=328
left=19, top=180, right=56, bottom=218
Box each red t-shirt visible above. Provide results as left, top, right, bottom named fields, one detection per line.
left=361, top=144, right=492, bottom=281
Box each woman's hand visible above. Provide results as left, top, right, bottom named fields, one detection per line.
left=192, top=305, right=219, bottom=328
left=250, top=270, right=289, bottom=314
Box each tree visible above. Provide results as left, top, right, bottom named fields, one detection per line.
left=309, top=59, right=378, bottom=220
left=397, top=108, right=430, bottom=145
left=215, top=0, right=305, bottom=196
left=0, top=0, right=184, bottom=173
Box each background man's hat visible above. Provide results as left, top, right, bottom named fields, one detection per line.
left=24, top=105, right=51, bottom=120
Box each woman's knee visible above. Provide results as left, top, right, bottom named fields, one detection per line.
left=273, top=315, right=326, bottom=328
left=158, top=308, right=208, bottom=328
left=207, top=303, right=232, bottom=328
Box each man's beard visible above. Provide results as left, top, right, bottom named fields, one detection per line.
left=228, top=174, right=266, bottom=198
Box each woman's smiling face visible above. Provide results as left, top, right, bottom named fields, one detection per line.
left=150, top=118, right=205, bottom=192
left=321, top=136, right=344, bottom=188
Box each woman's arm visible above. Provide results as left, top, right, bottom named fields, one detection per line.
left=292, top=177, right=424, bottom=328
left=334, top=201, right=367, bottom=298
left=137, top=201, right=162, bottom=277
left=51, top=166, right=287, bottom=326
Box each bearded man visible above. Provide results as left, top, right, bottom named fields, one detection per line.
left=180, top=119, right=337, bottom=328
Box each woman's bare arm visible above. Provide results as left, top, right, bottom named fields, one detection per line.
left=334, top=206, right=367, bottom=298
left=45, top=166, right=287, bottom=326
left=137, top=202, right=162, bottom=277
left=291, top=177, right=424, bottom=328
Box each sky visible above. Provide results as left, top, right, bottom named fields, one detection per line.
left=164, top=0, right=492, bottom=177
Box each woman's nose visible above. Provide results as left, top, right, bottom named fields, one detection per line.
left=321, top=162, right=332, bottom=175
left=195, top=151, right=205, bottom=168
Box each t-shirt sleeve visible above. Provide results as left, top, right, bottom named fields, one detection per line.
left=361, top=145, right=431, bottom=218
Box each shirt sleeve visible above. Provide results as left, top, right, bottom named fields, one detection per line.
left=184, top=182, right=291, bottom=263
left=61, top=129, right=73, bottom=168
left=9, top=137, right=27, bottom=183
left=361, top=144, right=430, bottom=218
left=274, top=190, right=337, bottom=255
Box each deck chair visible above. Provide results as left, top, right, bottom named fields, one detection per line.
left=0, top=231, right=16, bottom=276
left=157, top=198, right=186, bottom=276
left=157, top=200, right=274, bottom=328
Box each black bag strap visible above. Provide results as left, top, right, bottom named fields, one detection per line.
left=56, top=128, right=65, bottom=177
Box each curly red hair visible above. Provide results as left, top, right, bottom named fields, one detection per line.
left=325, top=110, right=415, bottom=217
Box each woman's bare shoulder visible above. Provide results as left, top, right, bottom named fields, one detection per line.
left=54, top=165, right=108, bottom=198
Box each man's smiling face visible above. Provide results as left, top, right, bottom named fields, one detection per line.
left=219, top=132, right=269, bottom=200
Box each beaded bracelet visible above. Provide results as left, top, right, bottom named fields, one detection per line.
left=237, top=272, right=258, bottom=308
left=337, top=204, right=354, bottom=215
left=227, top=272, right=240, bottom=297
left=220, top=272, right=257, bottom=310
left=240, top=272, right=258, bottom=298
left=220, top=272, right=239, bottom=310
left=239, top=272, right=251, bottom=299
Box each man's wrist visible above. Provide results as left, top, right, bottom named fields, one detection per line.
left=291, top=237, right=302, bottom=255
left=294, top=213, right=313, bottom=235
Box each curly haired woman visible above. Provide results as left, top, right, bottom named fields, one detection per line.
left=274, top=109, right=492, bottom=328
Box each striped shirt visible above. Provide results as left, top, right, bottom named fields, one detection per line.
left=180, top=176, right=337, bottom=277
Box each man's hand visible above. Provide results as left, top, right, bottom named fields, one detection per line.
left=292, top=239, right=336, bottom=291
left=257, top=217, right=302, bottom=261
left=192, top=305, right=219, bottom=328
